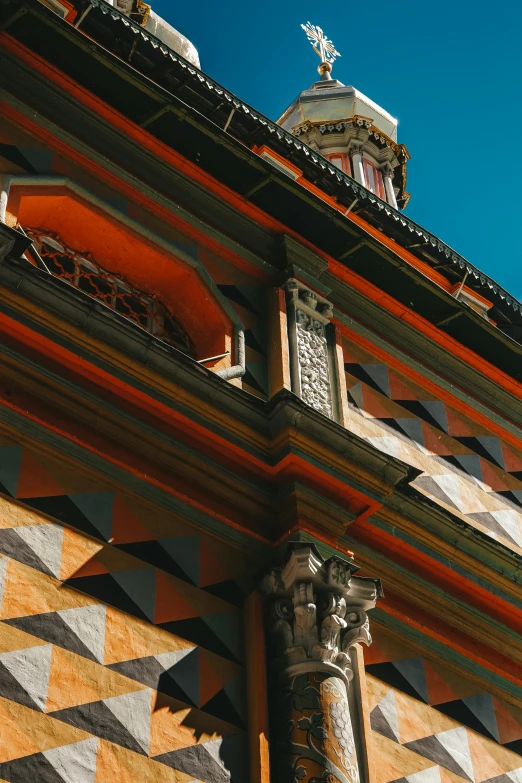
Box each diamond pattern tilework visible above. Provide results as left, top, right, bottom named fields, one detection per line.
left=367, top=675, right=522, bottom=783
left=343, top=339, right=522, bottom=552
left=365, top=625, right=522, bottom=752
left=0, top=436, right=250, bottom=782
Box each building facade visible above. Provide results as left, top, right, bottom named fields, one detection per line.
left=0, top=3, right=522, bottom=783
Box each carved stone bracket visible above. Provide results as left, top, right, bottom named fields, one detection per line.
left=262, top=544, right=382, bottom=783
left=284, top=279, right=336, bottom=420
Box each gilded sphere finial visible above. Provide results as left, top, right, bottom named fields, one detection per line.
left=301, top=21, right=341, bottom=76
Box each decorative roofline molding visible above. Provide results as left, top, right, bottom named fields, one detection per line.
left=74, top=0, right=520, bottom=312
left=292, top=116, right=409, bottom=160
left=8, top=0, right=522, bottom=317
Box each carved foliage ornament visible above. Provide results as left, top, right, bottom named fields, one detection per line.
left=284, top=280, right=334, bottom=420
left=262, top=545, right=382, bottom=783
left=262, top=545, right=382, bottom=682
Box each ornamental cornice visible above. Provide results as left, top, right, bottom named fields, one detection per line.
left=292, top=117, right=407, bottom=158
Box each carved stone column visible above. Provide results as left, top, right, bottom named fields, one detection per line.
left=381, top=163, right=398, bottom=209
left=348, top=141, right=365, bottom=187
left=284, top=279, right=336, bottom=420
left=262, top=544, right=382, bottom=783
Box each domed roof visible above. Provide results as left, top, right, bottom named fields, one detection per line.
left=144, top=10, right=200, bottom=68
left=277, top=79, right=397, bottom=142
left=108, top=0, right=200, bottom=68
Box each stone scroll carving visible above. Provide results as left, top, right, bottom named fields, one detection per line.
left=284, top=280, right=335, bottom=420
left=262, top=544, right=382, bottom=783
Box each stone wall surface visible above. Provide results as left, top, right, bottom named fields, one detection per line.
left=0, top=433, right=251, bottom=782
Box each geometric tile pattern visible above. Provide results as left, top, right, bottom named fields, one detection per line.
left=343, top=338, right=522, bottom=552
left=365, top=624, right=522, bottom=753
left=0, top=435, right=252, bottom=602
left=0, top=555, right=247, bottom=781
left=0, top=432, right=252, bottom=781
left=368, top=674, right=522, bottom=783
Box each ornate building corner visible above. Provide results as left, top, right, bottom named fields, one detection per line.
left=284, top=279, right=339, bottom=421
left=261, top=544, right=382, bottom=783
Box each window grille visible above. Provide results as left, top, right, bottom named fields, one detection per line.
left=24, top=228, right=195, bottom=357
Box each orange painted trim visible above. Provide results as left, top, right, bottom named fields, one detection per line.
left=0, top=312, right=390, bottom=546
left=339, top=321, right=522, bottom=454
left=271, top=454, right=384, bottom=515
left=0, top=310, right=273, bottom=476
left=0, top=34, right=274, bottom=271
left=350, top=518, right=522, bottom=638
left=253, top=145, right=303, bottom=178
left=267, top=287, right=291, bottom=397
left=449, top=282, right=494, bottom=309
left=4, top=34, right=522, bottom=414
left=352, top=501, right=382, bottom=526
left=0, top=388, right=274, bottom=544
left=0, top=103, right=268, bottom=285
left=245, top=592, right=271, bottom=783
left=380, top=590, right=522, bottom=689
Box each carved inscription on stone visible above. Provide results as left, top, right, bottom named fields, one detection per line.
left=285, top=280, right=335, bottom=420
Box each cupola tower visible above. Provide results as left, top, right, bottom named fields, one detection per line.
left=277, top=23, right=410, bottom=208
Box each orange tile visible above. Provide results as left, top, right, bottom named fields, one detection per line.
left=59, top=528, right=104, bottom=580
left=0, top=696, right=90, bottom=760
left=103, top=606, right=193, bottom=666
left=0, top=559, right=96, bottom=620
left=46, top=646, right=146, bottom=712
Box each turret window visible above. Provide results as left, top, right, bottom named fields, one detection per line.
left=363, top=160, right=385, bottom=200
left=325, top=153, right=351, bottom=176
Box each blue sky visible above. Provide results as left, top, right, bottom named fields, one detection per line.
left=154, top=0, right=522, bottom=299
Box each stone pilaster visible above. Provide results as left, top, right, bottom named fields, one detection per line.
left=284, top=279, right=336, bottom=420
left=262, top=544, right=382, bottom=783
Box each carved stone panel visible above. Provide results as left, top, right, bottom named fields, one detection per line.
left=284, top=279, right=336, bottom=420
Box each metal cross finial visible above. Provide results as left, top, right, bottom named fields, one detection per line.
left=301, top=22, right=341, bottom=65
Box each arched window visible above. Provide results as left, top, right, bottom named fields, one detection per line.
left=325, top=153, right=352, bottom=176
left=25, top=228, right=195, bottom=357
left=363, top=159, right=385, bottom=200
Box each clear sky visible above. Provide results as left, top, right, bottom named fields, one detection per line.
left=154, top=0, right=522, bottom=299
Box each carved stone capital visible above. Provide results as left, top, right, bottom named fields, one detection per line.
left=381, top=162, right=395, bottom=180
left=262, top=544, right=381, bottom=684
left=348, top=141, right=364, bottom=159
